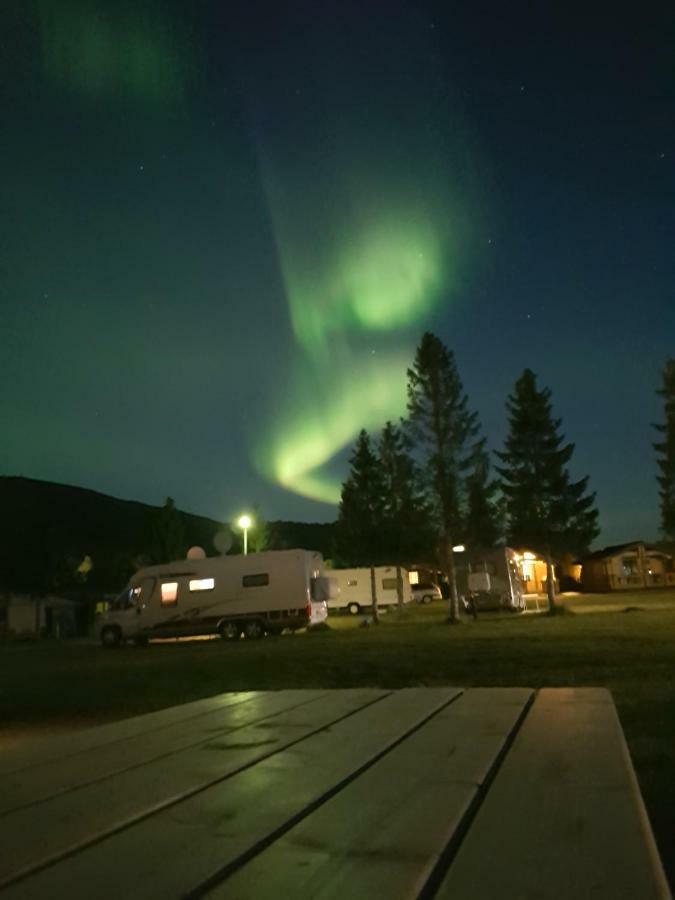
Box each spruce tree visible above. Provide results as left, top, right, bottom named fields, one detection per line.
left=406, top=332, right=479, bottom=622
left=654, top=359, right=675, bottom=541
left=464, top=437, right=501, bottom=549
left=378, top=421, right=433, bottom=608
left=336, top=429, right=386, bottom=568
left=495, top=369, right=599, bottom=612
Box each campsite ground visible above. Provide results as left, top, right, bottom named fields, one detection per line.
left=1, top=588, right=674, bottom=885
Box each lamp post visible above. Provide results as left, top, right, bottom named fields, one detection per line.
left=237, top=515, right=252, bottom=555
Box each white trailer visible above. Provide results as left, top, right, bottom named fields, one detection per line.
left=328, top=566, right=413, bottom=615
left=457, top=546, right=526, bottom=612
left=96, top=549, right=335, bottom=646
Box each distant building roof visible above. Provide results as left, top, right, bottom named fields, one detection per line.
left=582, top=541, right=670, bottom=561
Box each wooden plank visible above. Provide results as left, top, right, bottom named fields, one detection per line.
left=0, top=688, right=386, bottom=890
left=435, top=688, right=672, bottom=900
left=208, top=687, right=533, bottom=900
left=0, top=691, right=255, bottom=776
left=0, top=690, right=329, bottom=815
left=3, top=688, right=462, bottom=900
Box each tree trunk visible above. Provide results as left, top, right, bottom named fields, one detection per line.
left=396, top=565, right=404, bottom=613
left=370, top=566, right=379, bottom=624
left=34, top=596, right=42, bottom=638
left=545, top=552, right=557, bottom=615
left=449, top=549, right=460, bottom=622
left=442, top=537, right=460, bottom=623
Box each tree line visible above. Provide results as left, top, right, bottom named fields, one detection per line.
left=336, top=333, right=675, bottom=619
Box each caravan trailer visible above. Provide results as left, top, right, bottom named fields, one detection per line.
left=327, top=566, right=413, bottom=615
left=96, top=549, right=335, bottom=646
left=456, top=547, right=525, bottom=612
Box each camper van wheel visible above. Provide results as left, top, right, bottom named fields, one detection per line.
left=101, top=626, right=122, bottom=648
left=422, top=594, right=433, bottom=605
left=220, top=622, right=241, bottom=641
left=347, top=603, right=361, bottom=616
left=243, top=620, right=264, bottom=640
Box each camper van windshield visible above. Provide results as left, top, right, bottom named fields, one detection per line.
left=110, top=588, right=134, bottom=610
left=110, top=585, right=143, bottom=610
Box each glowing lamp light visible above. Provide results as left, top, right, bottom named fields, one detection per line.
left=237, top=515, right=253, bottom=556
left=452, top=544, right=466, bottom=553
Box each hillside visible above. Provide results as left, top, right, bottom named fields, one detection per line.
left=0, top=477, right=335, bottom=594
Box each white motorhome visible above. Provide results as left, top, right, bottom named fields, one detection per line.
left=328, top=566, right=413, bottom=615
left=456, top=546, right=526, bottom=612
left=96, top=549, right=334, bottom=646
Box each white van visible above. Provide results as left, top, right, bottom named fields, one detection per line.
left=328, top=566, right=413, bottom=615
left=97, top=549, right=335, bottom=646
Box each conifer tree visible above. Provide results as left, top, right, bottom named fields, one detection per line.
left=463, top=437, right=502, bottom=549
left=495, top=369, right=599, bottom=612
left=336, top=429, right=386, bottom=568
left=336, top=429, right=387, bottom=622
left=406, top=332, right=479, bottom=622
left=378, top=421, right=433, bottom=608
left=654, top=359, right=675, bottom=541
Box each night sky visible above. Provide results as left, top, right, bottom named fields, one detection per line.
left=2, top=1, right=673, bottom=545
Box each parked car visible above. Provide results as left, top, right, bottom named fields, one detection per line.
left=412, top=582, right=442, bottom=604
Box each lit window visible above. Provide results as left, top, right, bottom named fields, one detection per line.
left=622, top=556, right=638, bottom=576
left=189, top=578, right=215, bottom=592
left=408, top=571, right=419, bottom=585
left=161, top=582, right=178, bottom=604
left=243, top=573, right=269, bottom=588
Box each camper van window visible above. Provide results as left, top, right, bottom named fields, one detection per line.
left=161, top=582, right=178, bottom=605
left=347, top=579, right=358, bottom=587
left=242, top=573, right=269, bottom=588
left=111, top=588, right=134, bottom=610
left=189, top=578, right=215, bottom=592
left=381, top=578, right=397, bottom=590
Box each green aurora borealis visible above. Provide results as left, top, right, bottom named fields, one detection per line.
left=4, top=1, right=668, bottom=541
left=34, top=1, right=473, bottom=507
left=247, top=12, right=474, bottom=503
left=36, top=0, right=194, bottom=106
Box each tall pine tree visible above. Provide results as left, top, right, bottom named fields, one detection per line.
left=495, top=369, right=599, bottom=612
left=335, top=429, right=386, bottom=568
left=463, top=436, right=502, bottom=549
left=654, top=359, right=675, bottom=541
left=336, top=429, right=387, bottom=622
left=378, top=421, right=433, bottom=608
left=406, top=332, right=479, bottom=622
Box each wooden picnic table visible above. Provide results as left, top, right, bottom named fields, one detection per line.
left=0, top=687, right=670, bottom=899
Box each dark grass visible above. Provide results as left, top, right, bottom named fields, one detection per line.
left=1, top=590, right=674, bottom=886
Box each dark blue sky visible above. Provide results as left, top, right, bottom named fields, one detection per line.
left=1, top=1, right=673, bottom=544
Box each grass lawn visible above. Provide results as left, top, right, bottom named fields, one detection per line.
left=1, top=588, right=674, bottom=886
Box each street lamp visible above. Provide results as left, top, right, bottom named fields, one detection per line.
left=237, top=515, right=252, bottom=555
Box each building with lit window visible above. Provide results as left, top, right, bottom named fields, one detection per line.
left=580, top=542, right=675, bottom=592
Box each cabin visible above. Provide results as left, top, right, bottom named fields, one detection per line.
left=580, top=541, right=675, bottom=592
